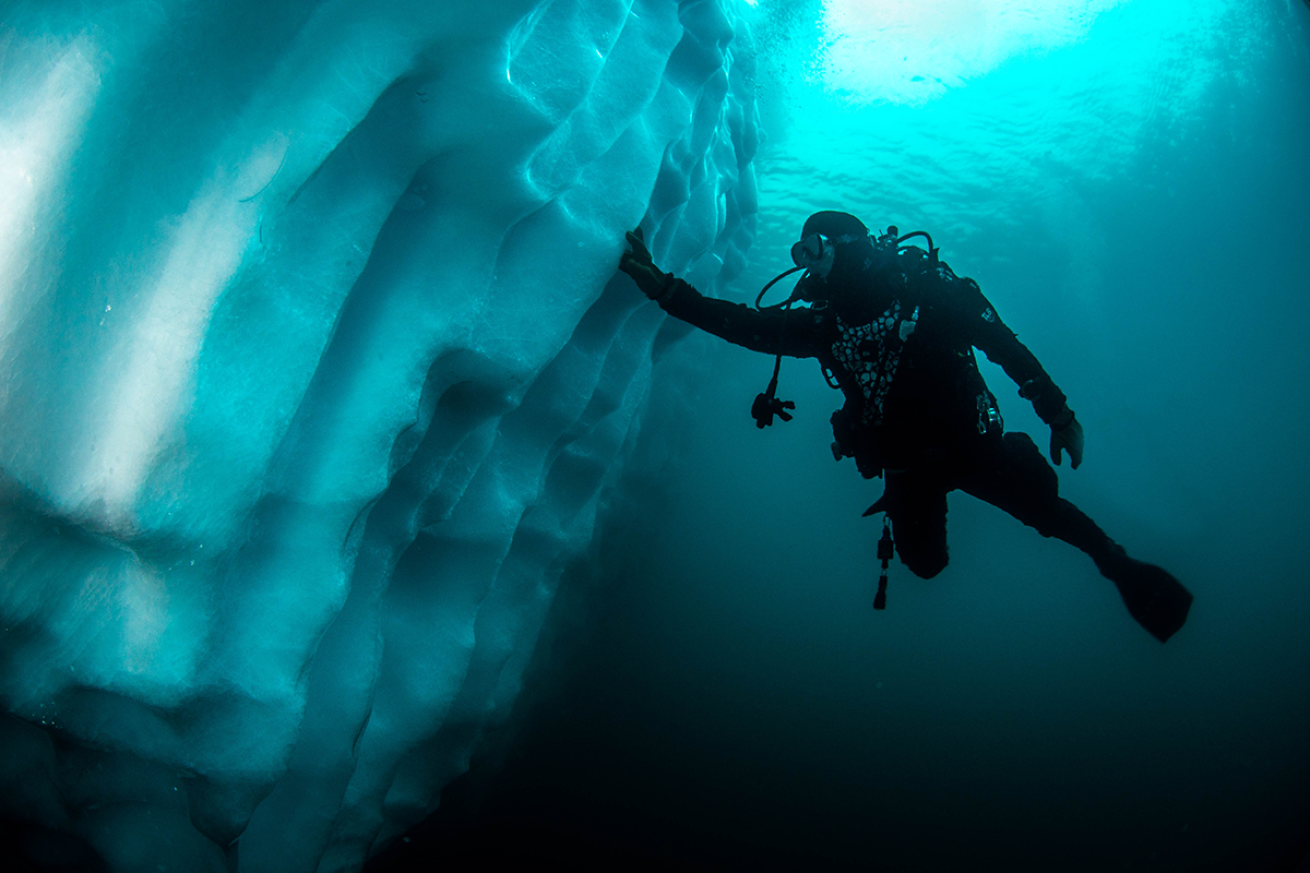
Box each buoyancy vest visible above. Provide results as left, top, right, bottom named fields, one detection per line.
left=825, top=251, right=1002, bottom=477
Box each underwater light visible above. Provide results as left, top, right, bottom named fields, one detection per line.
left=816, top=0, right=1130, bottom=105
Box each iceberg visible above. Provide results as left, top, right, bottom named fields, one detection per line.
left=0, top=0, right=759, bottom=870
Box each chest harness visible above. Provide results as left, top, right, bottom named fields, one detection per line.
left=830, top=302, right=920, bottom=427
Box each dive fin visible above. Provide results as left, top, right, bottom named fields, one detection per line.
left=1098, top=549, right=1194, bottom=642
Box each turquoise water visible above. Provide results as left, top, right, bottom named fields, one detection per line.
left=386, top=1, right=1310, bottom=870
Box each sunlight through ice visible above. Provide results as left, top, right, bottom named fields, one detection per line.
left=816, top=0, right=1131, bottom=105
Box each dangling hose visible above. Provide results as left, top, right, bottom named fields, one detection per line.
left=755, top=265, right=805, bottom=309
left=896, top=230, right=939, bottom=267
left=895, top=230, right=933, bottom=251
left=749, top=266, right=806, bottom=428
left=751, top=356, right=792, bottom=428
left=875, top=516, right=894, bottom=610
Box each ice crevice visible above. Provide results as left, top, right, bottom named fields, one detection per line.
left=0, top=1, right=760, bottom=871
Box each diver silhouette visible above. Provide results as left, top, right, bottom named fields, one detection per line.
left=618, top=211, right=1193, bottom=642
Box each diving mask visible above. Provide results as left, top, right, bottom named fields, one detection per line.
left=790, top=233, right=836, bottom=279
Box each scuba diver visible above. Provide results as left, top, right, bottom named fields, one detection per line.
left=617, top=211, right=1193, bottom=642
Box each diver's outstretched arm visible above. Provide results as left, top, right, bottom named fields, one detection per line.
left=618, top=229, right=822, bottom=358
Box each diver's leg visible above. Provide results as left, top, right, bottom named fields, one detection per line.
left=881, top=469, right=950, bottom=579
left=959, top=432, right=1193, bottom=642
left=958, top=433, right=1115, bottom=558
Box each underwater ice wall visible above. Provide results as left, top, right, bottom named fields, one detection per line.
left=0, top=1, right=758, bottom=870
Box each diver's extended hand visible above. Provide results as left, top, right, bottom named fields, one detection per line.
left=1050, top=409, right=1084, bottom=469
left=619, top=228, right=673, bottom=301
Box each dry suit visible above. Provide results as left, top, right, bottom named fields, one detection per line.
left=623, top=226, right=1193, bottom=642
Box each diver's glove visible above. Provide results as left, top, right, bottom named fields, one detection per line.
left=619, top=228, right=676, bottom=303
left=1049, top=406, right=1084, bottom=469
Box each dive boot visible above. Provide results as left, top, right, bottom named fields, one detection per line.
left=1096, top=545, right=1194, bottom=642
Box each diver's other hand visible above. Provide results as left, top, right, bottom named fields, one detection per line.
left=1050, top=409, right=1084, bottom=469
left=619, top=228, right=672, bottom=300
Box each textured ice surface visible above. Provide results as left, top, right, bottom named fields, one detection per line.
left=0, top=1, right=758, bottom=870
